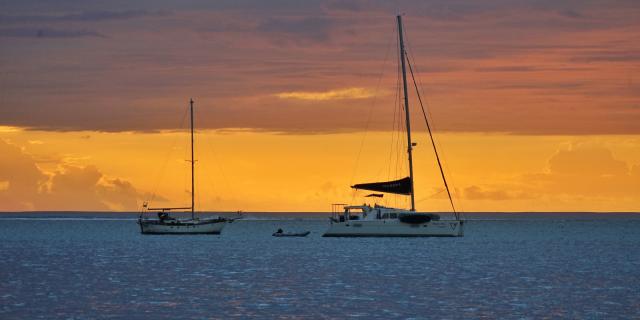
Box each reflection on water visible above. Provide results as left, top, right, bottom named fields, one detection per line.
left=1, top=213, right=639, bottom=319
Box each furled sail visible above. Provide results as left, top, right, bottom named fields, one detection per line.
left=351, top=177, right=412, bottom=195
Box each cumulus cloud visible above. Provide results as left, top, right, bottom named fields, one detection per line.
left=456, top=142, right=639, bottom=210
left=0, top=139, right=145, bottom=211
left=97, top=178, right=140, bottom=211
left=525, top=143, right=640, bottom=198
left=0, top=139, right=47, bottom=210
left=547, top=144, right=628, bottom=177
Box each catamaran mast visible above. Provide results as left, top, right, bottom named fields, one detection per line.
left=190, top=98, right=195, bottom=220
left=397, top=15, right=416, bottom=211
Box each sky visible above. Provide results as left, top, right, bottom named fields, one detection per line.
left=0, top=0, right=639, bottom=212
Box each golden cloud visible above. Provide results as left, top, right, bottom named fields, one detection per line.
left=0, top=138, right=145, bottom=211
left=275, top=87, right=376, bottom=101
left=459, top=141, right=640, bottom=210
left=0, top=126, right=23, bottom=133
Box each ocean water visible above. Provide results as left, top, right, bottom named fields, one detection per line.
left=1, top=212, right=639, bottom=319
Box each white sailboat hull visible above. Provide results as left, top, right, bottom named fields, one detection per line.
left=138, top=218, right=226, bottom=235
left=323, top=219, right=464, bottom=237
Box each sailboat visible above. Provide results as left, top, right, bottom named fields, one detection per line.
left=138, top=99, right=233, bottom=234
left=323, top=15, right=464, bottom=237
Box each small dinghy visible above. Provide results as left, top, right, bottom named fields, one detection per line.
left=272, top=229, right=310, bottom=237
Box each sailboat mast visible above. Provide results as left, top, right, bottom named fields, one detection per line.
left=397, top=15, right=416, bottom=211
left=190, top=98, right=195, bottom=219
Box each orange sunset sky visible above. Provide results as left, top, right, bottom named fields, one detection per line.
left=1, top=1, right=639, bottom=212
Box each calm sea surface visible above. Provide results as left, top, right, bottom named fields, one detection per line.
left=1, top=212, right=639, bottom=319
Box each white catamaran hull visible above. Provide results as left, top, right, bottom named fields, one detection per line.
left=138, top=219, right=226, bottom=235
left=323, top=219, right=464, bottom=237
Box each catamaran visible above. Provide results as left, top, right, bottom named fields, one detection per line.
left=138, top=99, right=234, bottom=234
left=323, top=15, right=464, bottom=237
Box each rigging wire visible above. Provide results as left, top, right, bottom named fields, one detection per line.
left=182, top=123, right=191, bottom=209
left=387, top=29, right=402, bottom=191
left=395, top=91, right=406, bottom=209
left=406, top=53, right=459, bottom=220
left=388, top=60, right=401, bottom=208
left=416, top=188, right=446, bottom=204
left=407, top=52, right=464, bottom=215
left=395, top=31, right=409, bottom=209
left=147, top=103, right=190, bottom=207
left=403, top=32, right=465, bottom=215
left=387, top=60, right=400, bottom=182
left=348, top=25, right=396, bottom=205
left=391, top=65, right=401, bottom=207
left=202, top=128, right=235, bottom=211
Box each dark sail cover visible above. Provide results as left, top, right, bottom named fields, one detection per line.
left=351, top=177, right=412, bottom=195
